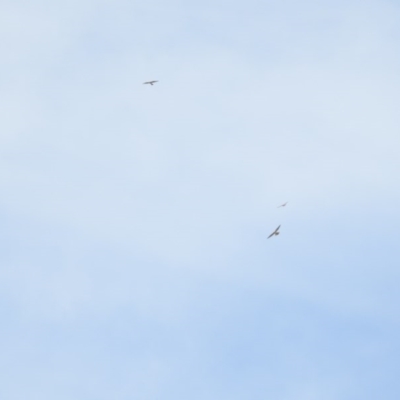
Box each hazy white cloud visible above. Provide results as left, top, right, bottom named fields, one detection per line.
left=1, top=1, right=400, bottom=399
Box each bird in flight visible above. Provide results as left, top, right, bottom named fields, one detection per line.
left=268, top=225, right=281, bottom=239
left=143, top=80, right=158, bottom=85
left=277, top=202, right=288, bottom=208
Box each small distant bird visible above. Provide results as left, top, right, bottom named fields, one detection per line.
left=268, top=225, right=281, bottom=239
left=143, top=80, right=158, bottom=85
left=278, top=202, right=288, bottom=208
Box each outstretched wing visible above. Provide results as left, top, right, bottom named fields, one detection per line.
left=274, top=225, right=281, bottom=233
left=267, top=232, right=275, bottom=239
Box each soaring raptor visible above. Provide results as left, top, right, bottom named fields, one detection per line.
left=143, top=80, right=158, bottom=85
left=268, top=225, right=281, bottom=239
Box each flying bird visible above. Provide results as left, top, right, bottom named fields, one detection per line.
left=278, top=202, right=288, bottom=208
left=268, top=225, right=281, bottom=239
left=143, top=80, right=158, bottom=85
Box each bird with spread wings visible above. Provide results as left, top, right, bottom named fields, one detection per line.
left=268, top=225, right=281, bottom=239
left=143, top=80, right=158, bottom=85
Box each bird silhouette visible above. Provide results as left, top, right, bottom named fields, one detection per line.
left=268, top=225, right=281, bottom=239
left=143, top=80, right=158, bottom=85
left=277, top=202, right=288, bottom=208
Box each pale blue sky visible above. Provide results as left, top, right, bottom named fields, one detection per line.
left=1, top=1, right=400, bottom=399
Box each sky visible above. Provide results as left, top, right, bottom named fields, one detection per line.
left=1, top=0, right=400, bottom=399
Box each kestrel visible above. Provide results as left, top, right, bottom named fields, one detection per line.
left=278, top=202, right=288, bottom=208
left=143, top=80, right=158, bottom=85
left=268, top=225, right=281, bottom=239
